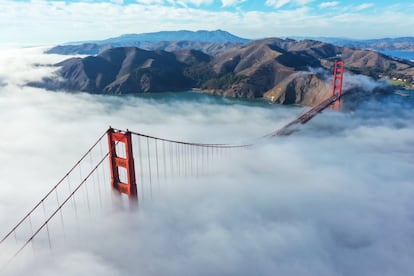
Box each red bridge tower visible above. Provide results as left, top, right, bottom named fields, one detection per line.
left=107, top=128, right=137, bottom=200
left=331, top=60, right=345, bottom=110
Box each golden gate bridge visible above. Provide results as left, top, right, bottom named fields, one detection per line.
left=0, top=61, right=345, bottom=271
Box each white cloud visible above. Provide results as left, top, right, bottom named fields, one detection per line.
left=221, top=0, right=246, bottom=7
left=265, top=0, right=292, bottom=9
left=355, top=3, right=374, bottom=11
left=0, top=0, right=412, bottom=45
left=295, top=0, right=314, bottom=5
left=0, top=46, right=414, bottom=276
left=0, top=48, right=414, bottom=276
left=319, top=1, right=339, bottom=8
left=265, top=0, right=313, bottom=9
left=110, top=0, right=124, bottom=4
left=137, top=0, right=164, bottom=5
left=169, top=0, right=215, bottom=6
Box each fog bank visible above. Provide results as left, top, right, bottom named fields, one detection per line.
left=1, top=48, right=414, bottom=275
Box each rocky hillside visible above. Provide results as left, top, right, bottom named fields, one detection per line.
left=34, top=47, right=204, bottom=93
left=202, top=38, right=414, bottom=103
left=33, top=38, right=414, bottom=105
left=204, top=39, right=327, bottom=102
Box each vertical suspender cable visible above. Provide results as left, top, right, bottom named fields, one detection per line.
left=146, top=137, right=153, bottom=199
left=155, top=139, right=160, bottom=194
left=137, top=136, right=145, bottom=204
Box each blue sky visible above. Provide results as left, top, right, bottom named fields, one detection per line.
left=1, top=0, right=414, bottom=46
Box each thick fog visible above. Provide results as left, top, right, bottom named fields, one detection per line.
left=1, top=48, right=414, bottom=275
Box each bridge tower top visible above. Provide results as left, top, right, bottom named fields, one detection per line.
left=331, top=60, right=345, bottom=110
left=332, top=60, right=345, bottom=98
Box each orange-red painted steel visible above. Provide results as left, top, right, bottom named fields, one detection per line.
left=107, top=128, right=137, bottom=200
left=332, top=60, right=344, bottom=97
left=331, top=60, right=345, bottom=110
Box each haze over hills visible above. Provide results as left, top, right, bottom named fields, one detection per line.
left=34, top=36, right=414, bottom=105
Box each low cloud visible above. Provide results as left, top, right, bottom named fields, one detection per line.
left=308, top=66, right=389, bottom=95
left=1, top=48, right=414, bottom=275
left=342, top=73, right=389, bottom=92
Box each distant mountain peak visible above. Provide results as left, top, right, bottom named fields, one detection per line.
left=49, top=30, right=250, bottom=56
left=94, top=29, right=250, bottom=45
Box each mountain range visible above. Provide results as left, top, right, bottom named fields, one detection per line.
left=46, top=30, right=249, bottom=56
left=34, top=33, right=414, bottom=105
left=47, top=30, right=414, bottom=56
left=290, top=36, right=414, bottom=51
